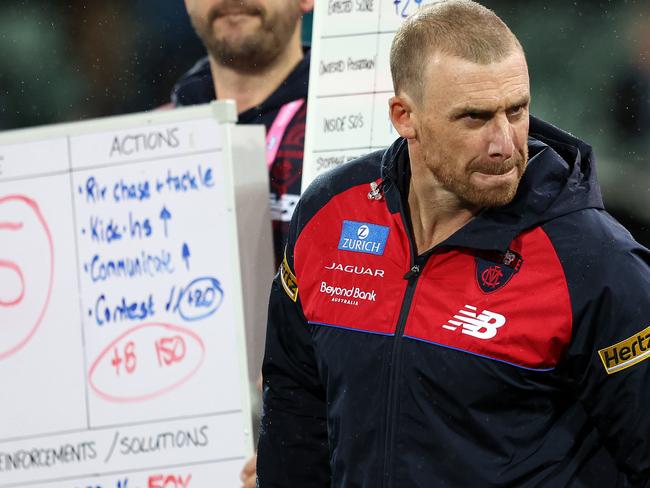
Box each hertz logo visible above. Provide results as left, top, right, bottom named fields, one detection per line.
left=598, top=325, right=650, bottom=375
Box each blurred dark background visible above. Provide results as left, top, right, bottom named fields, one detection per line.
left=0, top=0, right=647, bottom=246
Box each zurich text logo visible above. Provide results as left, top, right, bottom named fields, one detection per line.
left=338, top=220, right=389, bottom=256
left=357, top=225, right=370, bottom=239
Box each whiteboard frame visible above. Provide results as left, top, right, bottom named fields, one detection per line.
left=0, top=100, right=269, bottom=485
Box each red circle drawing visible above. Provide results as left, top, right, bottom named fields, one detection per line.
left=0, top=259, right=25, bottom=306
left=88, top=322, right=206, bottom=403
left=0, top=195, right=54, bottom=361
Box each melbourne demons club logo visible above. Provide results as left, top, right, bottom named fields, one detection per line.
left=475, top=248, right=523, bottom=293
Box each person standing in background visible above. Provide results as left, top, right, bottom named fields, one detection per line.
left=173, top=2, right=313, bottom=486
left=173, top=0, right=313, bottom=267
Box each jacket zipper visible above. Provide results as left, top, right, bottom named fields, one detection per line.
left=381, top=260, right=423, bottom=488
left=381, top=187, right=432, bottom=487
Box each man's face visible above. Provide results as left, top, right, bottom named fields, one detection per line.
left=413, top=50, right=530, bottom=208
left=186, top=0, right=302, bottom=72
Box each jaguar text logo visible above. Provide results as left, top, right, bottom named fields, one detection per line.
left=324, top=262, right=384, bottom=278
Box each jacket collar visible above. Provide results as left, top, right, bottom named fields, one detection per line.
left=379, top=115, right=602, bottom=253
left=171, top=49, right=311, bottom=123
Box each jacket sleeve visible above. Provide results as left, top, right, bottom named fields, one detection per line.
left=564, top=223, right=650, bottom=486
left=256, top=230, right=330, bottom=486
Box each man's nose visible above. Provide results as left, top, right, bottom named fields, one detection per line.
left=487, top=115, right=514, bottom=161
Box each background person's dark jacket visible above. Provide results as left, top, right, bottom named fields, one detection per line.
left=170, top=52, right=310, bottom=265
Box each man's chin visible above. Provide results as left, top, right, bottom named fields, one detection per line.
left=466, top=161, right=526, bottom=207
left=454, top=177, right=521, bottom=208
left=207, top=35, right=280, bottom=73
left=211, top=17, right=262, bottom=44
left=470, top=185, right=519, bottom=208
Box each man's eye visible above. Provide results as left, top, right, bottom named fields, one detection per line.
left=465, top=112, right=488, bottom=120
left=508, top=105, right=525, bottom=116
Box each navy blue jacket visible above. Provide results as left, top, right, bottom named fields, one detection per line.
left=257, top=116, right=650, bottom=487
left=171, top=53, right=310, bottom=265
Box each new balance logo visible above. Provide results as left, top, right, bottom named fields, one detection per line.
left=442, top=305, right=506, bottom=339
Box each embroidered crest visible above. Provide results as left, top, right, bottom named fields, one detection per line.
left=475, top=249, right=523, bottom=293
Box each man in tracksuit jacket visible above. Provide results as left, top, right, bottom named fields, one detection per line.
left=257, top=1, right=650, bottom=486
left=174, top=0, right=313, bottom=267
left=176, top=1, right=313, bottom=485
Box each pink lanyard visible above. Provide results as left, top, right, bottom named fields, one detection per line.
left=265, top=98, right=305, bottom=169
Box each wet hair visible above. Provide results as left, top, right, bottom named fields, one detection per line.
left=390, top=0, right=523, bottom=102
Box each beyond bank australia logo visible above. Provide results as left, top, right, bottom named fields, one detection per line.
left=338, top=220, right=390, bottom=256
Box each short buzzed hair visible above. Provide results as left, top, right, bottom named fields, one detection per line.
left=390, top=0, right=523, bottom=103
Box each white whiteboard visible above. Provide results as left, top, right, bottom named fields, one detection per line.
left=302, top=0, right=438, bottom=188
left=0, top=101, right=273, bottom=488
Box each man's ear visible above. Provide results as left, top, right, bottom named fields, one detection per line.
left=389, top=94, right=417, bottom=140
left=299, top=0, right=314, bottom=13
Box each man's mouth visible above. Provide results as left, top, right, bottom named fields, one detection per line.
left=469, top=166, right=519, bottom=189
left=212, top=4, right=262, bottom=19
left=216, top=10, right=257, bottom=17
left=472, top=164, right=515, bottom=176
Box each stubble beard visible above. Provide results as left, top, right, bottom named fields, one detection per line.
left=191, top=1, right=301, bottom=74
left=428, top=144, right=529, bottom=208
